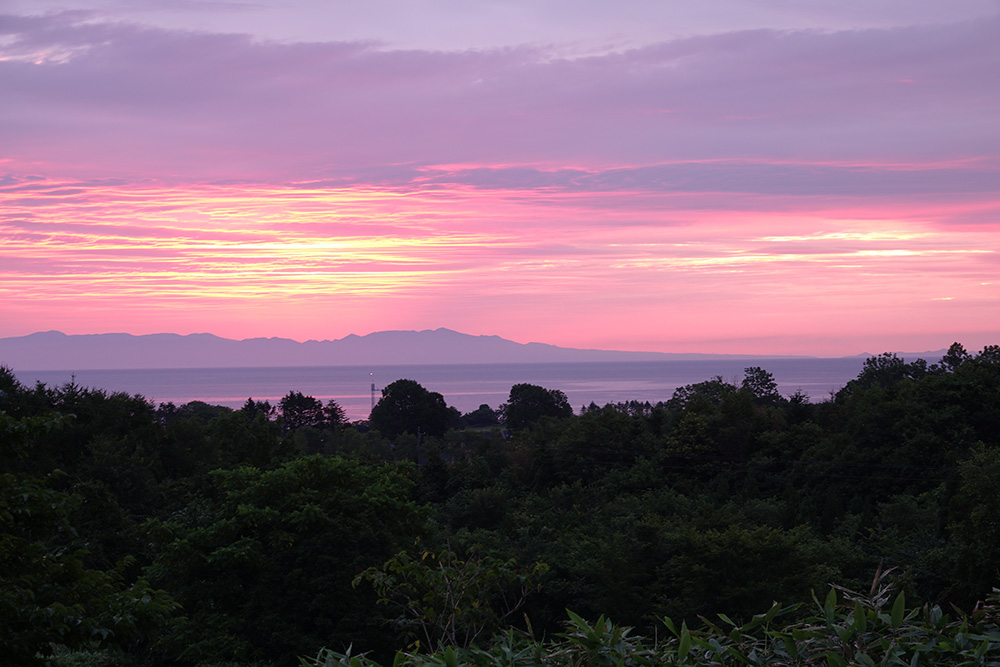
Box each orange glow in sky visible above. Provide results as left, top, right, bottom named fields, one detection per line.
left=3, top=175, right=996, bottom=356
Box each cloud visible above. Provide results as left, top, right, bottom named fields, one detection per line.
left=1, top=11, right=997, bottom=181
left=11, top=0, right=998, bottom=52
left=411, top=160, right=1000, bottom=197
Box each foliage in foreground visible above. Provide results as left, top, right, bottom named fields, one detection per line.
left=305, top=574, right=1000, bottom=667
left=356, top=548, right=548, bottom=650
left=1, top=413, right=178, bottom=666
left=143, top=455, right=425, bottom=664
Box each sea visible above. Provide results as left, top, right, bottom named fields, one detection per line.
left=13, top=358, right=880, bottom=421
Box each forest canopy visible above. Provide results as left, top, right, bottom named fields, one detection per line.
left=1, top=342, right=999, bottom=666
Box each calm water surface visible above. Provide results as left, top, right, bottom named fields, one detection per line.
left=16, top=359, right=871, bottom=421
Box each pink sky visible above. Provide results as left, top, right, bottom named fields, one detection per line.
left=1, top=2, right=998, bottom=356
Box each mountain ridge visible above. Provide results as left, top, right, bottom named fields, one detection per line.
left=0, top=328, right=828, bottom=371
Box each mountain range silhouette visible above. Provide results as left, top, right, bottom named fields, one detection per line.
left=0, top=328, right=814, bottom=371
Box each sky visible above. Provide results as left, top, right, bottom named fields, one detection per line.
left=1, top=0, right=998, bottom=356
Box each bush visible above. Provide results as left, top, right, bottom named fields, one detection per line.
left=304, top=570, right=1000, bottom=667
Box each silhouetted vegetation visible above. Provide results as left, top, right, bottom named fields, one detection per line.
left=2, top=342, right=999, bottom=665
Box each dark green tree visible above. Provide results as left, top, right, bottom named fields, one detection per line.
left=939, top=342, right=971, bottom=372
left=500, top=383, right=573, bottom=430
left=460, top=404, right=500, bottom=428
left=144, top=455, right=425, bottom=664
left=324, top=399, right=347, bottom=428
left=279, top=390, right=325, bottom=430
left=356, top=548, right=547, bottom=650
left=211, top=407, right=288, bottom=467
left=241, top=397, right=275, bottom=421
left=838, top=352, right=927, bottom=396
left=1, top=412, right=177, bottom=664
left=947, top=443, right=1000, bottom=604
left=0, top=365, right=27, bottom=416
left=655, top=523, right=834, bottom=621
left=741, top=366, right=781, bottom=405
left=369, top=379, right=456, bottom=440
left=667, top=376, right=737, bottom=410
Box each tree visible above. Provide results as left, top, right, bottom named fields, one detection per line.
left=852, top=353, right=912, bottom=391
left=144, top=455, right=425, bottom=664
left=369, top=379, right=456, bottom=440
left=279, top=390, right=325, bottom=430
left=0, top=365, right=27, bottom=415
left=741, top=366, right=781, bottom=404
left=1, top=412, right=176, bottom=664
left=324, top=399, right=347, bottom=428
left=947, top=443, right=1000, bottom=604
left=460, top=404, right=499, bottom=429
left=656, top=523, right=833, bottom=621
left=356, top=548, right=546, bottom=650
left=939, top=342, right=971, bottom=372
left=241, top=397, right=275, bottom=421
left=212, top=406, right=288, bottom=468
left=667, top=376, right=737, bottom=410
left=500, top=383, right=572, bottom=430
left=980, top=344, right=1000, bottom=365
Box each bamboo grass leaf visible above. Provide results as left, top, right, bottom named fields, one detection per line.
left=825, top=650, right=848, bottom=667
left=855, top=601, right=868, bottom=634
left=892, top=592, right=906, bottom=629
left=678, top=628, right=691, bottom=662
